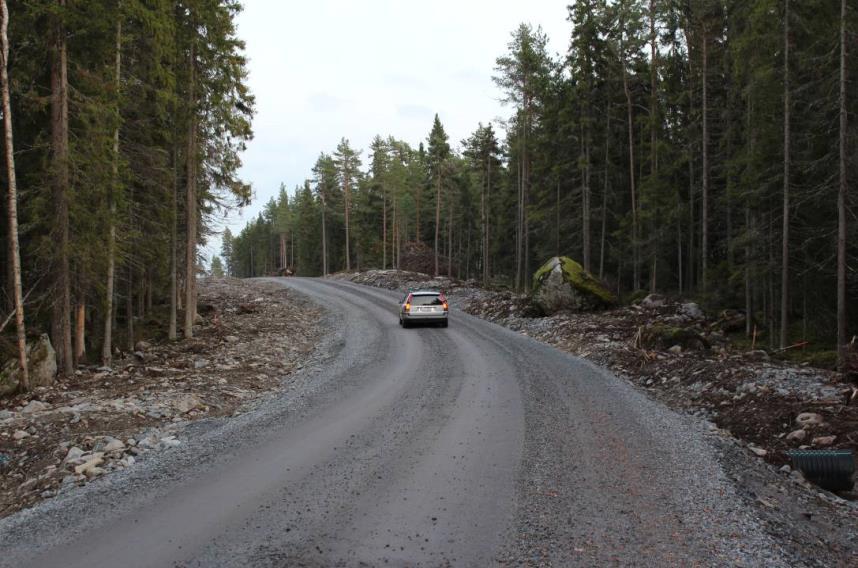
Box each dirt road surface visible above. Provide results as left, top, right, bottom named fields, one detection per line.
left=0, top=278, right=813, bottom=566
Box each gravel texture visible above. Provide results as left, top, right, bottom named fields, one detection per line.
left=0, top=278, right=852, bottom=566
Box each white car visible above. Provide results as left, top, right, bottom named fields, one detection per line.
left=398, top=291, right=449, bottom=328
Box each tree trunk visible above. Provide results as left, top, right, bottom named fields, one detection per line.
left=837, top=0, right=848, bottom=370
left=701, top=25, right=710, bottom=291
left=780, top=0, right=790, bottom=349
left=649, top=0, right=658, bottom=292
left=344, top=177, right=351, bottom=271
left=515, top=156, right=522, bottom=290
left=321, top=194, right=328, bottom=276
left=74, top=303, right=86, bottom=361
left=622, top=64, right=638, bottom=290
left=415, top=185, right=420, bottom=244
left=485, top=151, right=491, bottom=283
left=523, top=101, right=531, bottom=288
left=392, top=196, right=397, bottom=269
left=126, top=265, right=134, bottom=351
left=168, top=142, right=178, bottom=340
left=481, top=160, right=487, bottom=284
left=434, top=173, right=441, bottom=276
left=382, top=184, right=387, bottom=269
left=447, top=194, right=453, bottom=277
left=103, top=17, right=121, bottom=364
left=50, top=0, right=73, bottom=376
left=0, top=0, right=28, bottom=390
left=183, top=41, right=197, bottom=339
left=600, top=109, right=611, bottom=281
left=583, top=124, right=591, bottom=272
left=745, top=207, right=753, bottom=337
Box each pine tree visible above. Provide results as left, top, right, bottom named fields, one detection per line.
left=427, top=115, right=451, bottom=276
left=1, top=0, right=27, bottom=390
left=333, top=139, right=361, bottom=271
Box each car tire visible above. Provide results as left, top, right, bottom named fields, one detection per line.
left=402, top=319, right=410, bottom=329
left=442, top=320, right=449, bottom=328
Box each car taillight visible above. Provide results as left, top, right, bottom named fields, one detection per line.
left=405, top=303, right=411, bottom=312
left=442, top=302, right=448, bottom=311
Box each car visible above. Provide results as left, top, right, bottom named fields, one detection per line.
left=398, top=290, right=449, bottom=328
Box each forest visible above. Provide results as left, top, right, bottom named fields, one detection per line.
left=0, top=0, right=253, bottom=388
left=226, top=0, right=857, bottom=369
left=0, top=0, right=855, bottom=392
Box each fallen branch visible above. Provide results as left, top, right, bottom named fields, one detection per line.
left=774, top=341, right=809, bottom=353
left=0, top=284, right=38, bottom=335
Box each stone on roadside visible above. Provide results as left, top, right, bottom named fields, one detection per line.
left=224, top=335, right=240, bottom=343
left=63, top=446, right=86, bottom=463
left=74, top=455, right=104, bottom=476
left=101, top=437, right=125, bottom=453
left=13, top=429, right=29, bottom=440
left=748, top=445, right=768, bottom=457
left=795, top=412, right=824, bottom=427
left=679, top=302, right=704, bottom=319
left=811, top=435, right=836, bottom=447
left=134, top=341, right=152, bottom=352
left=174, top=394, right=202, bottom=414
left=159, top=436, right=181, bottom=449
left=668, top=345, right=683, bottom=355
left=20, top=400, right=50, bottom=414
left=786, top=429, right=807, bottom=442
left=640, top=293, right=666, bottom=308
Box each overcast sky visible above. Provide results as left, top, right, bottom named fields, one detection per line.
left=210, top=0, right=572, bottom=261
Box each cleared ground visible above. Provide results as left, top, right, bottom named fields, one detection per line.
left=0, top=278, right=821, bottom=566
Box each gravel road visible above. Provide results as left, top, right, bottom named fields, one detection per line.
left=0, top=278, right=794, bottom=567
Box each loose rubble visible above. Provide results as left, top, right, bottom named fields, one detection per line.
left=0, top=277, right=322, bottom=517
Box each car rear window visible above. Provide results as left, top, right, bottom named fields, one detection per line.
left=411, top=294, right=442, bottom=306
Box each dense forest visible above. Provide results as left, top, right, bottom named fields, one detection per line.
left=226, top=0, right=856, bottom=367
left=0, top=0, right=253, bottom=387
left=0, top=0, right=856, bottom=390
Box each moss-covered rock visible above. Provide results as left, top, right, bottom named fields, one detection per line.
left=640, top=324, right=709, bottom=351
left=532, top=256, right=617, bottom=314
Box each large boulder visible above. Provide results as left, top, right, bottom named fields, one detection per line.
left=0, top=334, right=58, bottom=396
left=532, top=256, right=617, bottom=315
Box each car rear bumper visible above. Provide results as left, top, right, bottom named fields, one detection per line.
left=402, top=312, right=448, bottom=323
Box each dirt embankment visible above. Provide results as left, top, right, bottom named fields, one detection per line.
left=333, top=270, right=858, bottom=496
left=0, top=278, right=322, bottom=518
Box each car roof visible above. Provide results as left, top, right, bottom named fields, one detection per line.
left=410, top=290, right=441, bottom=295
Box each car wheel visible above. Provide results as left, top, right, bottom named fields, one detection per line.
left=402, top=319, right=410, bottom=329
left=442, top=320, right=449, bottom=328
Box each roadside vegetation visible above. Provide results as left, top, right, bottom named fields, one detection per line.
left=0, top=1, right=253, bottom=394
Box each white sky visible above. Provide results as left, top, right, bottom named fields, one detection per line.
left=209, top=0, right=572, bottom=261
